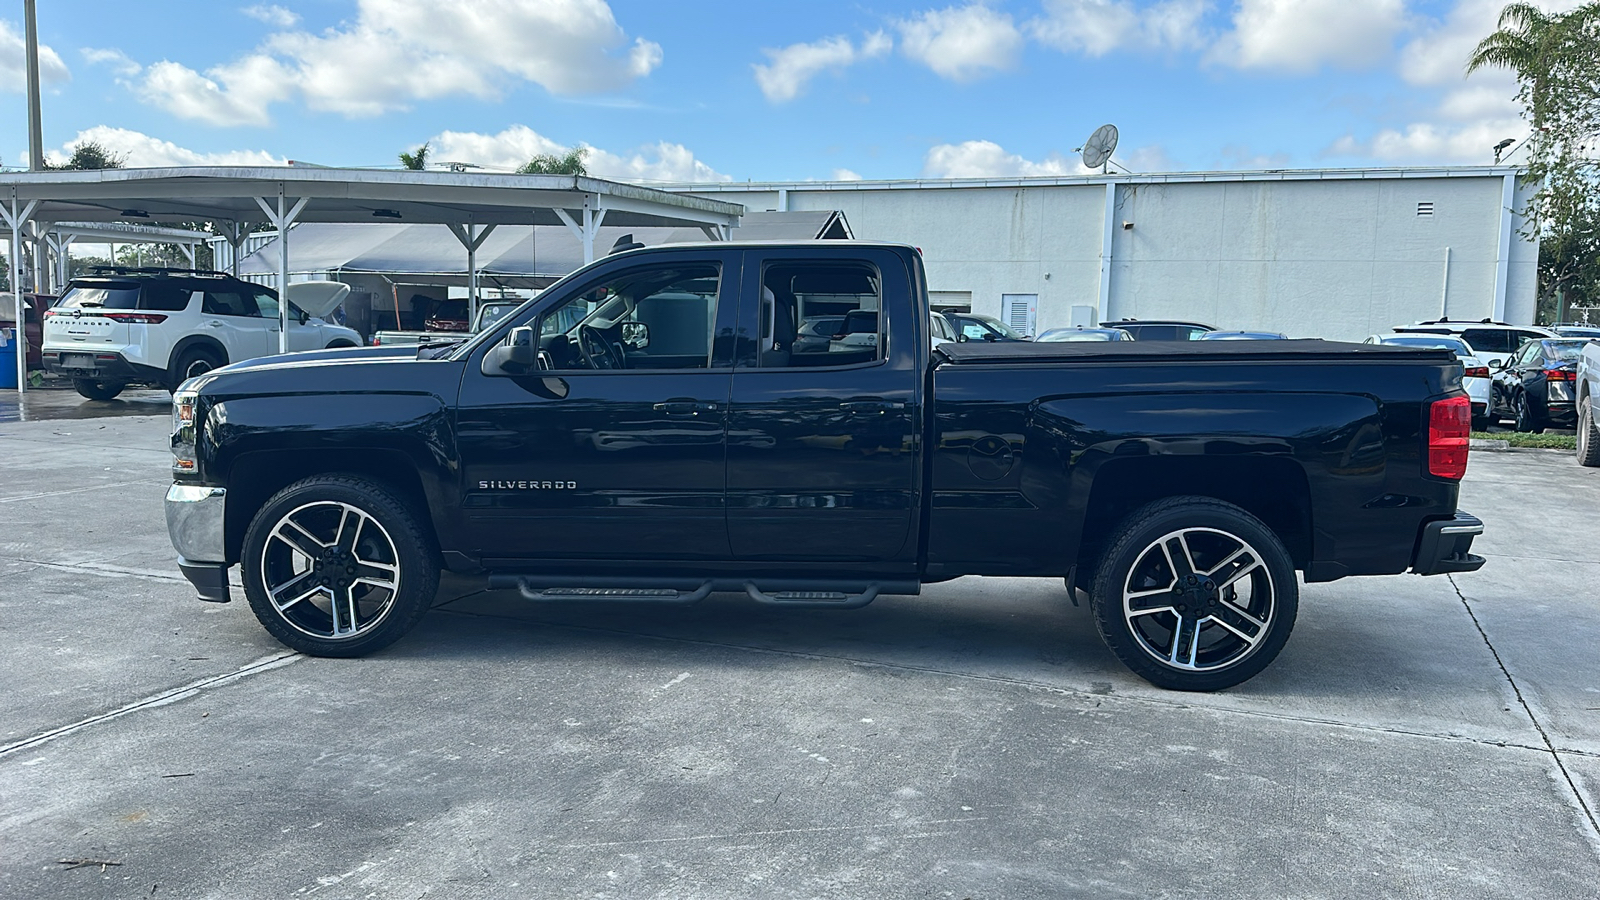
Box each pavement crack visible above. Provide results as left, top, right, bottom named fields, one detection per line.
left=433, top=606, right=1556, bottom=757
left=0, top=555, right=187, bottom=583
left=0, top=652, right=302, bottom=759
left=1449, top=573, right=1600, bottom=842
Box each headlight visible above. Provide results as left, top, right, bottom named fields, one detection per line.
left=172, top=389, right=198, bottom=473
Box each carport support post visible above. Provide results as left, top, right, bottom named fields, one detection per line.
left=555, top=206, right=607, bottom=265
left=449, top=222, right=498, bottom=325
left=4, top=191, right=39, bottom=395
left=254, top=192, right=309, bottom=354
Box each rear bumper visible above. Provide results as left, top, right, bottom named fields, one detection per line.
left=43, top=349, right=167, bottom=385
left=1411, top=512, right=1486, bottom=576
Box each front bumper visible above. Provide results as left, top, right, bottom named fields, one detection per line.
left=165, top=484, right=231, bottom=602
left=1411, top=512, right=1486, bottom=576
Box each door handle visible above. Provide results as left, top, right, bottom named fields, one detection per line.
left=840, top=399, right=904, bottom=413
left=654, top=399, right=718, bottom=416
left=203, top=320, right=223, bottom=328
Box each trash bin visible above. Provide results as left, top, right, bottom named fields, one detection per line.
left=0, top=327, right=18, bottom=390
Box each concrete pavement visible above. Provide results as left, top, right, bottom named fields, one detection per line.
left=1, top=413, right=1596, bottom=898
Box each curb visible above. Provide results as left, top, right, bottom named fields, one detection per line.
left=1470, top=439, right=1510, bottom=451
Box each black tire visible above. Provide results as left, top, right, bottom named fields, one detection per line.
left=169, top=346, right=225, bottom=391
left=72, top=378, right=125, bottom=401
left=1090, top=496, right=1298, bottom=692
left=326, top=340, right=357, bottom=349
left=1471, top=415, right=1490, bottom=432
left=1512, top=392, right=1543, bottom=434
left=241, top=474, right=439, bottom=657
left=1578, top=398, right=1600, bottom=467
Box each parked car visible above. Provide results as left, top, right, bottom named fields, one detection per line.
left=164, top=240, right=1483, bottom=692
left=1552, top=324, right=1600, bottom=340
left=424, top=299, right=472, bottom=333
left=41, top=268, right=359, bottom=400
left=1364, top=334, right=1492, bottom=429
left=473, top=300, right=524, bottom=333
left=1391, top=319, right=1557, bottom=368
left=1577, top=342, right=1600, bottom=465
left=930, top=311, right=957, bottom=346
left=1487, top=338, right=1588, bottom=433
left=1101, top=319, right=1215, bottom=341
left=1198, top=331, right=1288, bottom=341
left=945, top=312, right=1030, bottom=342
left=1036, top=326, right=1134, bottom=342
left=0, top=292, right=56, bottom=370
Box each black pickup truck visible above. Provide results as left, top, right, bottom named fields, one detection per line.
left=165, top=241, right=1484, bottom=691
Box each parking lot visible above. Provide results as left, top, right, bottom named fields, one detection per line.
left=1, top=404, right=1597, bottom=899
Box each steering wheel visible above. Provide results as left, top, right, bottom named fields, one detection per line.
left=577, top=325, right=624, bottom=370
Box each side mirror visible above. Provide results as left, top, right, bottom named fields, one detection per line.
left=482, top=325, right=537, bottom=374
left=299, top=309, right=310, bottom=325
left=983, top=332, right=998, bottom=342
left=621, top=322, right=650, bottom=350
left=1488, top=357, right=1507, bottom=371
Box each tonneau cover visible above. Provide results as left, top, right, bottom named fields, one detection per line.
left=935, top=338, right=1453, bottom=365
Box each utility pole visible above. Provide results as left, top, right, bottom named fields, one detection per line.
left=24, top=0, right=45, bottom=171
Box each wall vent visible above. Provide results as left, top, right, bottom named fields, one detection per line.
left=1417, top=201, right=1435, bottom=217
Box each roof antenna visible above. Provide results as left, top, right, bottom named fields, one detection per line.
left=1078, top=124, right=1119, bottom=175
left=608, top=234, right=644, bottom=255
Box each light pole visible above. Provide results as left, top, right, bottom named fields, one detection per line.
left=25, top=0, right=44, bottom=171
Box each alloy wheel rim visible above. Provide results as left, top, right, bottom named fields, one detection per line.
left=186, top=359, right=214, bottom=379
left=1122, top=527, right=1276, bottom=672
left=260, top=501, right=401, bottom=640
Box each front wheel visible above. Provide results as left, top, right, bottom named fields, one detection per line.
left=1090, top=497, right=1298, bottom=692
left=241, top=475, right=439, bottom=657
left=1578, top=398, right=1600, bottom=467
left=73, top=378, right=125, bottom=401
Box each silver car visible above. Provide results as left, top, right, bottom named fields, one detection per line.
left=1365, top=333, right=1492, bottom=428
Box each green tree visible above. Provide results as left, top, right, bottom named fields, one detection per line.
left=517, top=147, right=587, bottom=175
left=1468, top=3, right=1600, bottom=322
left=398, top=142, right=430, bottom=170
left=46, top=141, right=126, bottom=170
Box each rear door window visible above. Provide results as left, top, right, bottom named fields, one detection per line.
left=202, top=290, right=262, bottom=317
left=141, top=282, right=192, bottom=311
left=1461, top=329, right=1516, bottom=354
left=756, top=262, right=882, bottom=368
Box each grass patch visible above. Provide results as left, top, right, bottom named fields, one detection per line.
left=1472, top=431, right=1577, bottom=450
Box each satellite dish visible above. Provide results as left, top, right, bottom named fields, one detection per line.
left=1080, top=124, right=1119, bottom=173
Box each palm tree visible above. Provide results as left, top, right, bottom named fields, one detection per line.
left=1467, top=3, right=1598, bottom=130
left=517, top=147, right=587, bottom=175
left=398, top=142, right=430, bottom=170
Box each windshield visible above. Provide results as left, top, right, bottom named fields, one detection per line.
left=1381, top=335, right=1472, bottom=355
left=961, top=314, right=1025, bottom=340
left=1039, top=329, right=1119, bottom=342
left=57, top=285, right=140, bottom=310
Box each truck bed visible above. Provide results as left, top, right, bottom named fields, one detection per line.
left=935, top=339, right=1451, bottom=365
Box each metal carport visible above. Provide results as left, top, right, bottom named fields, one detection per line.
left=0, top=166, right=745, bottom=394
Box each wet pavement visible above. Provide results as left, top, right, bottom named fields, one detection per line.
left=0, top=383, right=173, bottom=423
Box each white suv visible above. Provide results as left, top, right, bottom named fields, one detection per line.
left=43, top=269, right=360, bottom=400
left=1391, top=319, right=1557, bottom=368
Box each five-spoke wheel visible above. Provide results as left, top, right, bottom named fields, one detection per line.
left=1092, top=497, right=1298, bottom=691
left=242, top=475, right=439, bottom=657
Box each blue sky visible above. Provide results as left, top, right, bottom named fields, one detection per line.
left=0, top=0, right=1573, bottom=182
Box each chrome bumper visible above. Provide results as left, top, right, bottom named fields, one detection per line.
left=165, top=484, right=226, bottom=563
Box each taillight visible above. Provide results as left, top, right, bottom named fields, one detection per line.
left=1463, top=366, right=1489, bottom=378
left=43, top=309, right=59, bottom=318
left=102, top=312, right=168, bottom=324
left=1427, top=395, right=1471, bottom=480
left=1545, top=368, right=1575, bottom=382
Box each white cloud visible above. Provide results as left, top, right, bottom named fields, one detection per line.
left=82, top=47, right=141, bottom=78
left=1, top=18, right=70, bottom=91
left=242, top=4, right=300, bottom=28
left=47, top=126, right=284, bottom=167
left=1398, top=0, right=1583, bottom=87
left=753, top=31, right=891, bottom=103
left=1029, top=0, right=1210, bottom=56
left=427, top=125, right=729, bottom=183
left=1208, top=0, right=1405, bottom=73
left=923, top=140, right=1082, bottom=177
left=896, top=4, right=1023, bottom=81
left=832, top=168, right=864, bottom=181
left=125, top=0, right=661, bottom=125
left=1120, top=143, right=1180, bottom=171
left=1327, top=119, right=1524, bottom=164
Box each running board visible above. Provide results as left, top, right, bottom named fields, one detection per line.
left=487, top=575, right=916, bottom=608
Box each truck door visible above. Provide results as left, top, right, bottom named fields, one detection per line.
left=454, top=250, right=740, bottom=563
left=726, top=247, right=921, bottom=563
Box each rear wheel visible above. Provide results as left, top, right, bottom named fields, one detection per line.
left=1578, top=398, right=1600, bottom=467
left=241, top=474, right=439, bottom=657
left=169, top=346, right=224, bottom=392
left=325, top=340, right=357, bottom=349
left=1513, top=392, right=1544, bottom=434
left=72, top=378, right=125, bottom=401
left=1090, top=497, right=1298, bottom=692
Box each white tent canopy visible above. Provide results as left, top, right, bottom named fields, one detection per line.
left=235, top=211, right=852, bottom=287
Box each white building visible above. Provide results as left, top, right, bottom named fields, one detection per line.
left=680, top=166, right=1538, bottom=341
